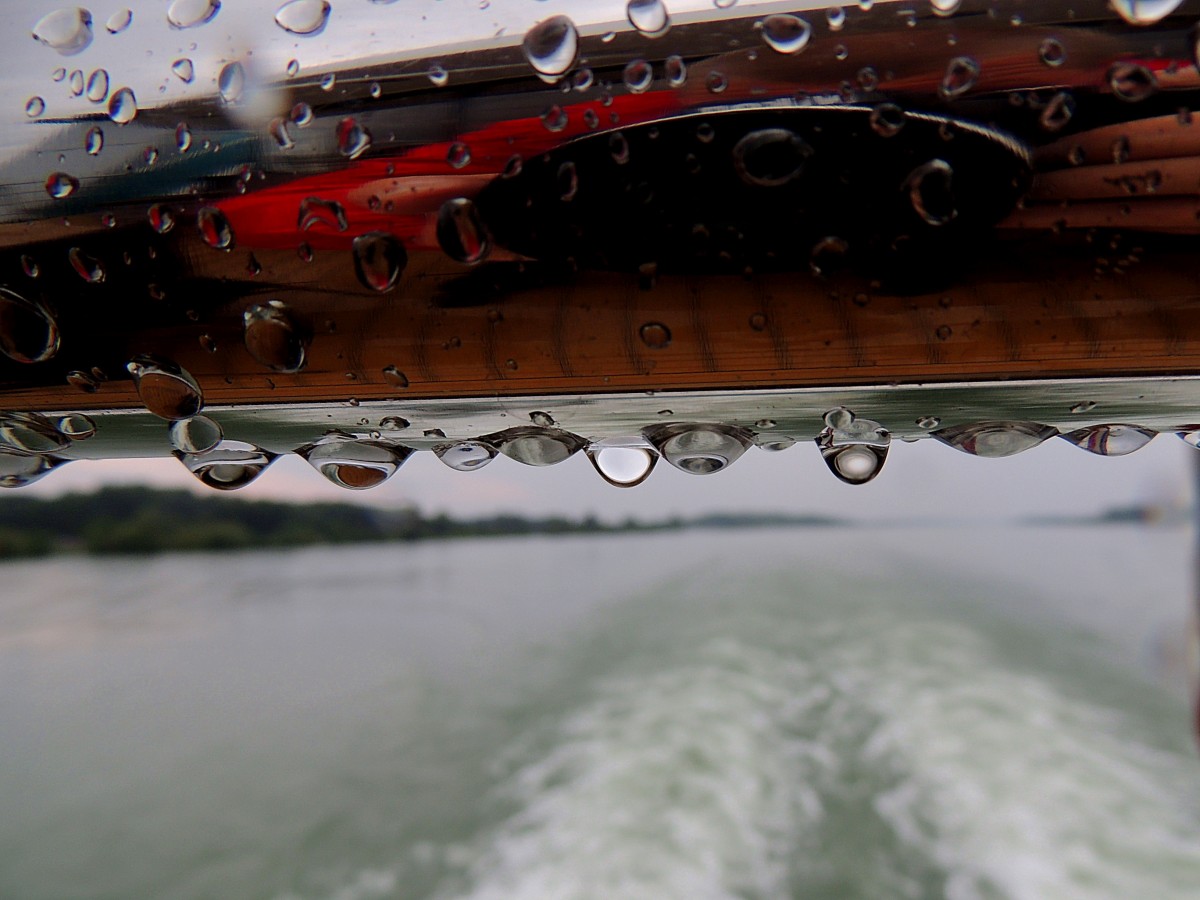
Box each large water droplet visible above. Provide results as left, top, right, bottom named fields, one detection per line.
left=0, top=412, right=70, bottom=454
left=1109, top=63, right=1157, bottom=102
left=0, top=450, right=68, bottom=488
left=336, top=117, right=371, bottom=159
left=436, top=198, right=491, bottom=265
left=903, top=159, right=956, bottom=226
left=85, top=68, right=109, bottom=103
left=44, top=172, right=79, bottom=199
left=147, top=204, right=175, bottom=233
left=106, top=8, right=132, bottom=33
left=218, top=61, right=245, bottom=103
left=732, top=129, right=812, bottom=187
left=25, top=97, right=45, bottom=118
left=352, top=232, right=407, bottom=292
left=760, top=14, right=811, bottom=54
left=665, top=55, right=687, bottom=87
left=522, top=15, right=579, bottom=83
left=67, top=247, right=105, bottom=283
left=0, top=288, right=59, bottom=364
left=127, top=355, right=204, bottom=420
left=168, top=415, right=223, bottom=454
left=446, top=141, right=471, bottom=169
left=32, top=8, right=93, bottom=55
left=274, top=0, right=330, bottom=35
left=299, top=437, right=411, bottom=489
left=488, top=427, right=586, bottom=467
left=1039, top=37, right=1066, bottom=67
left=167, top=0, right=221, bottom=28
left=56, top=413, right=95, bottom=440
left=1110, top=0, right=1183, bottom=25
left=243, top=301, right=306, bottom=373
left=298, top=196, right=348, bottom=232
left=197, top=206, right=234, bottom=250
left=290, top=101, right=313, bottom=126
left=435, top=440, right=497, bottom=471
left=940, top=56, right=980, bottom=99
left=588, top=446, right=658, bottom=487
left=646, top=424, right=751, bottom=475
left=171, top=58, right=195, bottom=82
left=107, top=86, right=137, bottom=124
left=934, top=421, right=1057, bottom=457
left=627, top=0, right=670, bottom=37
left=1062, top=424, right=1155, bottom=456
left=639, top=322, right=671, bottom=349
left=176, top=440, right=276, bottom=491
left=84, top=126, right=104, bottom=155
left=816, top=410, right=890, bottom=485
left=623, top=59, right=653, bottom=93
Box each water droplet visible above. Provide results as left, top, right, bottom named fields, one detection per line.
left=167, top=0, right=221, bottom=29
left=647, top=424, right=751, bottom=475
left=381, top=366, right=408, bottom=389
left=274, top=0, right=329, bottom=35
left=298, top=196, right=348, bottom=232
left=732, top=128, right=812, bottom=187
left=0, top=412, right=68, bottom=455
left=143, top=146, right=158, bottom=166
left=0, top=288, right=59, bottom=364
left=435, top=441, right=497, bottom=471
left=243, top=301, right=306, bottom=373
left=319, top=72, right=336, bottom=91
left=55, top=413, right=95, bottom=440
left=67, top=370, right=99, bottom=392
left=933, top=421, right=1057, bottom=457
left=197, top=206, right=234, bottom=250
left=664, top=54, right=687, bottom=88
left=1109, top=62, right=1157, bottom=102
left=128, top=355, right=204, bottom=420
left=173, top=122, right=192, bottom=152
left=826, top=6, right=846, bottom=29
left=299, top=437, right=411, bottom=489
left=68, top=69, right=84, bottom=95
left=557, top=161, right=578, bottom=201
left=427, top=64, right=448, bottom=87
left=146, top=203, right=175, bottom=234
left=639, top=321, right=671, bottom=349
left=380, top=415, right=408, bottom=431
left=903, top=159, right=956, bottom=226
left=522, top=15, right=579, bottom=83
left=436, top=198, right=491, bottom=265
left=218, top=61, right=245, bottom=103
left=490, top=427, right=586, bottom=467
left=171, top=58, right=195, bottom=82
left=705, top=71, right=728, bottom=94
left=0, top=449, right=69, bottom=488
left=1062, top=424, right=1155, bottom=456
left=867, top=103, right=905, bottom=138
left=107, top=86, right=137, bottom=124
left=930, top=0, right=961, bottom=15
left=940, top=56, right=979, bottom=99
left=79, top=129, right=103, bottom=159
left=817, top=411, right=889, bottom=485
left=760, top=14, right=811, bottom=54
left=1110, top=0, right=1183, bottom=25
left=528, top=411, right=555, bottom=427
left=44, top=171, right=79, bottom=199
left=336, top=118, right=371, bottom=160
left=1039, top=37, right=1066, bottom=67
left=623, top=59, right=653, bottom=93
left=25, top=96, right=45, bottom=118
left=916, top=415, right=941, bottom=429
left=446, top=141, right=471, bottom=169
left=609, top=131, right=630, bottom=165
left=627, top=0, right=670, bottom=37
left=176, top=440, right=276, bottom=491
left=169, top=415, right=223, bottom=454
left=538, top=104, right=566, bottom=133
left=32, top=8, right=93, bottom=55
left=1040, top=91, right=1075, bottom=132
left=105, top=7, right=132, bottom=33
left=20, top=256, right=38, bottom=279
left=352, top=232, right=407, bottom=292
left=85, top=68, right=108, bottom=102
left=290, top=102, right=313, bottom=126
left=588, top=446, right=657, bottom=487
left=51, top=68, right=66, bottom=82
left=67, top=247, right=105, bottom=283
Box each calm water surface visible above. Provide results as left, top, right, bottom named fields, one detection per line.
left=1, top=525, right=1198, bottom=900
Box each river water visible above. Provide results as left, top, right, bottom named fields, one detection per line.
left=1, top=525, right=1198, bottom=900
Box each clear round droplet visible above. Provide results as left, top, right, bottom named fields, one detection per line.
left=609, top=131, right=630, bottom=164
left=522, top=15, right=579, bottom=83
left=299, top=438, right=411, bottom=490
left=106, top=8, right=132, bottom=33
left=760, top=15, right=812, bottom=54
left=0, top=450, right=68, bottom=489
left=298, top=196, right=347, bottom=232
left=175, top=122, right=192, bottom=151
left=32, top=8, right=94, bottom=55
left=25, top=96, right=45, bottom=118
left=243, top=301, right=306, bottom=373
left=147, top=204, right=175, bottom=233
left=107, top=87, right=137, bottom=124
left=1110, top=0, right=1183, bottom=25
left=0, top=412, right=69, bottom=455
left=706, top=70, right=728, bottom=93
left=1040, top=91, right=1075, bottom=132
left=588, top=446, right=657, bottom=487
left=380, top=416, right=409, bottom=431
left=56, top=413, right=96, bottom=440
left=648, top=425, right=751, bottom=475
left=382, top=366, right=409, bottom=388
left=167, top=0, right=221, bottom=29
left=639, top=322, right=671, bottom=349
left=273, top=0, right=330, bottom=35
left=627, top=0, right=670, bottom=37
left=436, top=198, right=491, bottom=265
left=732, top=128, right=812, bottom=187
left=428, top=64, right=449, bottom=87
left=291, top=102, right=313, bottom=126
left=171, top=58, right=195, bottom=82
left=930, top=0, right=961, bottom=16
left=933, top=421, right=1057, bottom=457
left=826, top=6, right=846, bottom=29
left=623, top=59, right=653, bottom=93
left=447, top=141, right=471, bottom=169
left=0, top=288, right=59, bottom=364
left=127, top=355, right=204, bottom=420
left=435, top=441, right=497, bottom=471
left=67, top=247, right=104, bottom=283
left=490, top=427, right=586, bottom=467
left=44, top=171, right=79, bottom=199
left=1039, top=37, right=1066, bottom=67
left=176, top=440, right=276, bottom=492
left=197, top=206, right=234, bottom=250
left=68, top=69, right=83, bottom=95
left=85, top=68, right=109, bottom=103
left=84, top=126, right=103, bottom=155
left=352, top=232, right=407, bottom=292
left=218, top=61, right=245, bottom=103
left=169, top=415, right=223, bottom=454
left=1109, top=63, right=1157, bottom=102
left=1062, top=424, right=1155, bottom=456
left=665, top=54, right=687, bottom=87
left=940, top=56, right=980, bottom=99
left=903, top=159, right=957, bottom=226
